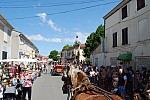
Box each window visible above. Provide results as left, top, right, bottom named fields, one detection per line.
left=0, top=22, right=4, bottom=31
left=113, top=32, right=117, bottom=47
left=137, top=0, right=145, bottom=10
left=8, top=29, right=11, bottom=36
left=122, top=5, right=127, bottom=19
left=122, top=27, right=128, bottom=45
left=110, top=57, right=117, bottom=66
left=4, top=27, right=8, bottom=42
left=95, top=58, right=98, bottom=67
left=2, top=51, right=7, bottom=60
left=138, top=19, right=149, bottom=41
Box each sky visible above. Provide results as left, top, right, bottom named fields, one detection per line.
left=0, top=0, right=122, bottom=56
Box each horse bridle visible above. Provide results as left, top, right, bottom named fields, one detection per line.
left=70, top=76, right=115, bottom=100
left=65, top=70, right=116, bottom=100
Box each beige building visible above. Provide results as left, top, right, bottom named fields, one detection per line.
left=61, top=50, right=68, bottom=63
left=11, top=30, right=39, bottom=59
left=0, top=14, right=39, bottom=60
left=90, top=44, right=105, bottom=68
left=103, top=0, right=150, bottom=70
left=0, top=14, right=14, bottom=60
left=61, top=42, right=86, bottom=64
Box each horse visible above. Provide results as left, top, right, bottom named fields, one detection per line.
left=62, top=66, right=123, bottom=100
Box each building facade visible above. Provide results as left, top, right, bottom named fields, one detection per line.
left=11, top=30, right=39, bottom=59
left=61, top=50, right=68, bottom=64
left=61, top=42, right=86, bottom=64
left=103, top=0, right=150, bottom=70
left=0, top=14, right=14, bottom=60
left=90, top=44, right=106, bottom=68
left=0, top=14, right=39, bottom=60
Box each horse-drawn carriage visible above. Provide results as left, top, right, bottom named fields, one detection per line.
left=61, top=67, right=123, bottom=100
left=62, top=66, right=150, bottom=100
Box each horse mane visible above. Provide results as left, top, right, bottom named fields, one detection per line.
left=68, top=67, right=90, bottom=89
left=67, top=66, right=123, bottom=100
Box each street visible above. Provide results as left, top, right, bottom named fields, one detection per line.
left=31, top=73, right=67, bottom=100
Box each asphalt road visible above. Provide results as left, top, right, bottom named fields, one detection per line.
left=31, top=73, right=67, bottom=100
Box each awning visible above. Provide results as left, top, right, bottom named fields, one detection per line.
left=0, top=59, right=38, bottom=62
left=117, top=53, right=132, bottom=60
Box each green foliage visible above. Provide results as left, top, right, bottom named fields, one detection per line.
left=62, top=44, right=72, bottom=51
left=49, top=50, right=59, bottom=61
left=84, top=24, right=104, bottom=57
left=85, top=58, right=90, bottom=64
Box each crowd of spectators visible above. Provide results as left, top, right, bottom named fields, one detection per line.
left=77, top=62, right=150, bottom=99
left=0, top=62, right=47, bottom=100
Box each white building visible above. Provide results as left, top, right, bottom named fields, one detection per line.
left=0, top=14, right=14, bottom=60
left=0, top=14, right=39, bottom=60
left=61, top=42, right=86, bottom=64
left=11, top=30, right=39, bottom=59
left=103, top=0, right=150, bottom=70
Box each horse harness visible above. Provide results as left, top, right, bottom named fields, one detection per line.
left=71, top=77, right=115, bottom=100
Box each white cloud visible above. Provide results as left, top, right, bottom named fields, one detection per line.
left=36, top=13, right=47, bottom=22
left=47, top=19, right=62, bottom=32
left=50, top=38, right=62, bottom=42
left=26, top=32, right=89, bottom=43
left=36, top=14, right=70, bottom=34
left=27, top=34, right=45, bottom=41
left=63, top=38, right=75, bottom=42
left=75, top=32, right=89, bottom=43
left=26, top=34, right=75, bottom=43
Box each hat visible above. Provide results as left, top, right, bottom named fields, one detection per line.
left=111, top=65, right=116, bottom=68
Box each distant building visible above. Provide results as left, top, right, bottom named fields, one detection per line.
left=61, top=50, right=68, bottom=64
left=61, top=42, right=86, bottom=64
left=103, top=0, right=150, bottom=70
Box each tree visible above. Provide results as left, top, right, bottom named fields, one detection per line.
left=85, top=58, right=90, bottom=64
left=84, top=24, right=104, bottom=58
left=49, top=50, right=60, bottom=61
left=62, top=44, right=72, bottom=51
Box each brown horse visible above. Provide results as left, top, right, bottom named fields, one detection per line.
left=66, top=68, right=123, bottom=100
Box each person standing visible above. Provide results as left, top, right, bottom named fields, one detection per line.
left=0, top=82, right=4, bottom=100
left=22, top=71, right=33, bottom=100
left=89, top=68, right=95, bottom=84
left=118, top=68, right=127, bottom=98
left=50, top=64, right=54, bottom=74
left=94, top=67, right=99, bottom=86
left=18, top=65, right=21, bottom=74
left=106, top=66, right=113, bottom=91
left=16, top=75, right=23, bottom=100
